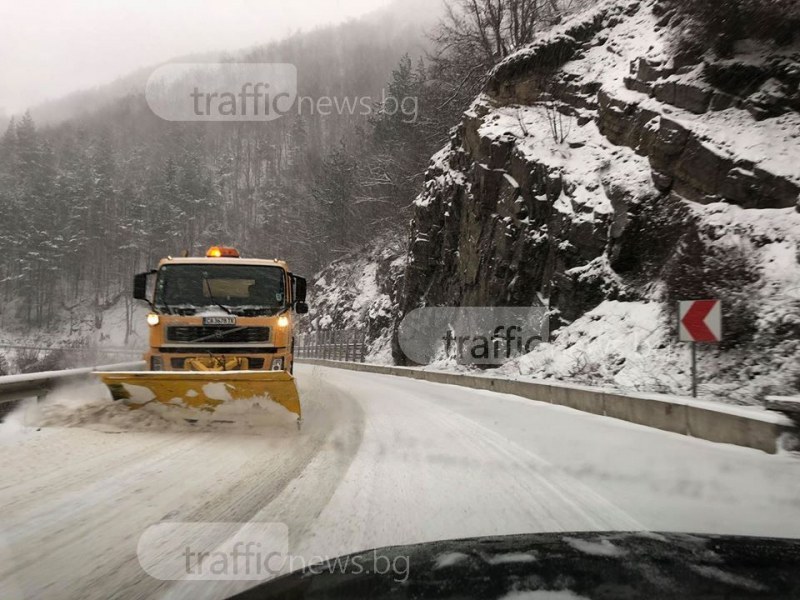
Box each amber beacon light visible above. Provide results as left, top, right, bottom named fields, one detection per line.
left=206, top=246, right=240, bottom=258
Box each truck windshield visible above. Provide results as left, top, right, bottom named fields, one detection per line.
left=154, top=264, right=286, bottom=312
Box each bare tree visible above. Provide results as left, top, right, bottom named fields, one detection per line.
left=544, top=98, right=572, bottom=144
left=429, top=0, right=571, bottom=113
left=433, top=0, right=563, bottom=64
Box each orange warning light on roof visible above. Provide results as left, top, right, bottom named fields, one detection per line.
left=206, top=246, right=240, bottom=258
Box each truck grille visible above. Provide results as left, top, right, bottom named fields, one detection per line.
left=160, top=347, right=278, bottom=354
left=166, top=326, right=270, bottom=344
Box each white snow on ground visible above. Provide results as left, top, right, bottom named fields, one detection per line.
left=494, top=301, right=688, bottom=394
left=1, top=379, right=296, bottom=436
left=3, top=364, right=800, bottom=600
left=494, top=300, right=799, bottom=406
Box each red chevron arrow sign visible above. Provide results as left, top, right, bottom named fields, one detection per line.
left=679, top=300, right=722, bottom=343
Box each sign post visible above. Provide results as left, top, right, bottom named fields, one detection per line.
left=679, top=300, right=722, bottom=397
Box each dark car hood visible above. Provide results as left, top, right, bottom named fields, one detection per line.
left=229, top=531, right=800, bottom=600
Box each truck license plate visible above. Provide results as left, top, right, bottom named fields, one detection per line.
left=203, top=316, right=236, bottom=326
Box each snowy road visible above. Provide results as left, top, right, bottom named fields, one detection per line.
left=2, top=364, right=800, bottom=599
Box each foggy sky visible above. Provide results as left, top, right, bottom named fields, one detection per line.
left=0, top=0, right=392, bottom=115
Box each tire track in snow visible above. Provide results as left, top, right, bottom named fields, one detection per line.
left=424, top=401, right=643, bottom=531
left=0, top=367, right=365, bottom=600
left=289, top=367, right=641, bottom=568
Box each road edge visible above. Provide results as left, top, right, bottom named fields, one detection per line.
left=298, top=360, right=794, bottom=455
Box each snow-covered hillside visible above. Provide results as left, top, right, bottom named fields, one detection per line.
left=393, top=0, right=800, bottom=404
left=307, top=234, right=406, bottom=362
left=302, top=0, right=800, bottom=405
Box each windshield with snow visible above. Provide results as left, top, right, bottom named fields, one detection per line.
left=155, top=265, right=286, bottom=311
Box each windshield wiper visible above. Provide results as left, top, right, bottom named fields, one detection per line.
left=203, top=278, right=234, bottom=315
left=240, top=305, right=284, bottom=316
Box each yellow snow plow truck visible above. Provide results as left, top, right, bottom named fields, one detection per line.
left=97, top=246, right=308, bottom=426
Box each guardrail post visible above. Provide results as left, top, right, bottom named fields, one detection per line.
left=360, top=331, right=367, bottom=363
left=333, top=330, right=338, bottom=361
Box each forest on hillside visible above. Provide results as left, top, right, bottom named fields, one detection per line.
left=0, top=0, right=578, bottom=335
left=0, top=9, right=441, bottom=331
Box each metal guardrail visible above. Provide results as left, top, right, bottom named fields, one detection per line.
left=0, top=344, right=145, bottom=356
left=0, top=361, right=146, bottom=405
left=295, top=330, right=368, bottom=362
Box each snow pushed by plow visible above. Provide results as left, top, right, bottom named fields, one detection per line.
left=0, top=378, right=297, bottom=437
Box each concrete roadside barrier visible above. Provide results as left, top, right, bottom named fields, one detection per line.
left=603, top=392, right=688, bottom=436
left=299, top=359, right=793, bottom=454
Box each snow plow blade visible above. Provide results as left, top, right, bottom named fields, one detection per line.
left=95, top=371, right=302, bottom=422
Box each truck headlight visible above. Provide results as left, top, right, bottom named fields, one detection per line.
left=277, top=315, right=289, bottom=328
left=270, top=358, right=284, bottom=371
left=151, top=356, right=163, bottom=371
left=147, top=314, right=160, bottom=327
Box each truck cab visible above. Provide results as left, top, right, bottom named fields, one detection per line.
left=134, top=246, right=308, bottom=375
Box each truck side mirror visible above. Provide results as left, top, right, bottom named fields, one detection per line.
left=291, top=275, right=307, bottom=304
left=296, top=302, right=309, bottom=315
left=133, top=271, right=156, bottom=302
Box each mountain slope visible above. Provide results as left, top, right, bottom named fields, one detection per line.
left=393, top=0, right=800, bottom=402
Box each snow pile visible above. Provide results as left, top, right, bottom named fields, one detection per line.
left=1, top=380, right=294, bottom=435
left=491, top=294, right=800, bottom=405
left=494, top=301, right=691, bottom=394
